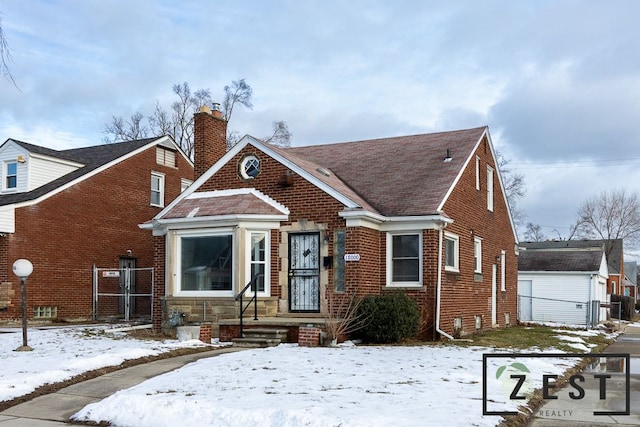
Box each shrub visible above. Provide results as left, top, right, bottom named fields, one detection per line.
left=355, top=292, right=419, bottom=343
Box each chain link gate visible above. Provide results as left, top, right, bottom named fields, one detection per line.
left=93, top=266, right=154, bottom=322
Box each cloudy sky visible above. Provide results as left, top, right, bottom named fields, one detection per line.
left=2, top=1, right=640, bottom=247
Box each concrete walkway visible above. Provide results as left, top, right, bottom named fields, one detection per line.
left=0, top=347, right=241, bottom=426
left=528, top=324, right=640, bottom=427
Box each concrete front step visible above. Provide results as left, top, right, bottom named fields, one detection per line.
left=232, top=337, right=281, bottom=348
left=240, top=328, right=289, bottom=339
left=232, top=328, right=289, bottom=348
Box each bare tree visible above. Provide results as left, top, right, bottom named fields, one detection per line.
left=574, top=187, right=640, bottom=254
left=496, top=151, right=526, bottom=230
left=523, top=223, right=545, bottom=242
left=103, top=112, right=148, bottom=142
left=103, top=80, right=290, bottom=156
left=1, top=12, right=17, bottom=86
left=222, top=79, right=253, bottom=122
left=263, top=120, right=292, bottom=148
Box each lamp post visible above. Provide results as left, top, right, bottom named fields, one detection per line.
left=13, top=259, right=33, bottom=352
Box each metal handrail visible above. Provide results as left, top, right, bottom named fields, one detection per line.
left=234, top=274, right=262, bottom=337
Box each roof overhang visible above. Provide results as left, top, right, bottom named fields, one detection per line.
left=339, top=209, right=454, bottom=231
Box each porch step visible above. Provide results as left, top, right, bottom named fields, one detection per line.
left=239, top=328, right=288, bottom=339
left=231, top=328, right=288, bottom=348
left=232, top=337, right=281, bottom=348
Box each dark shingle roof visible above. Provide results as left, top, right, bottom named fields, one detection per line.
left=0, top=137, right=159, bottom=206
left=520, top=239, right=622, bottom=274
left=518, top=249, right=604, bottom=272
left=285, top=127, right=487, bottom=217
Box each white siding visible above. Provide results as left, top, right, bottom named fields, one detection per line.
left=28, top=156, right=81, bottom=191
left=0, top=142, right=29, bottom=193
left=0, top=206, right=15, bottom=233
left=518, top=272, right=593, bottom=326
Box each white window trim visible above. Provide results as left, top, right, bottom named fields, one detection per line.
left=3, top=161, right=17, bottom=191
left=444, top=231, right=460, bottom=273
left=245, top=230, right=270, bottom=296
left=239, top=155, right=260, bottom=180
left=180, top=178, right=193, bottom=193
left=474, top=237, right=482, bottom=274
left=487, top=166, right=494, bottom=212
left=475, top=156, right=480, bottom=190
left=174, top=228, right=235, bottom=297
left=386, top=232, right=423, bottom=287
left=151, top=171, right=165, bottom=207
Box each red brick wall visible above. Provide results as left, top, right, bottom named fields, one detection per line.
left=298, top=325, right=321, bottom=346
left=194, top=110, right=226, bottom=180
left=438, top=136, right=518, bottom=337
left=0, top=145, right=192, bottom=321
left=208, top=146, right=351, bottom=297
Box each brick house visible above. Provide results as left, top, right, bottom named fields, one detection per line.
left=144, top=107, right=519, bottom=339
left=0, top=136, right=193, bottom=322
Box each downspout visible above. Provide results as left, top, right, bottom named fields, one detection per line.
left=435, top=225, right=456, bottom=341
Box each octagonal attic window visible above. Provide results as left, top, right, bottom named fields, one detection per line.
left=239, top=155, right=261, bottom=179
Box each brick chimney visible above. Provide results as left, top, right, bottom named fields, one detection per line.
left=194, top=104, right=227, bottom=180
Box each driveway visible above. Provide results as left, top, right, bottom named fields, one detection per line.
left=528, top=324, right=640, bottom=426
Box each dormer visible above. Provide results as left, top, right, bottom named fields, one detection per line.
left=0, top=139, right=84, bottom=194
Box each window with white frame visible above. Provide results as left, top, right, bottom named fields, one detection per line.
left=4, top=161, right=17, bottom=190
left=247, top=231, right=269, bottom=295
left=150, top=172, right=165, bottom=207
left=156, top=147, right=176, bottom=167
left=387, top=232, right=422, bottom=287
left=475, top=156, right=480, bottom=190
left=474, top=237, right=482, bottom=273
left=180, top=178, right=192, bottom=193
left=179, top=233, right=233, bottom=293
left=444, top=232, right=459, bottom=272
left=487, top=166, right=494, bottom=211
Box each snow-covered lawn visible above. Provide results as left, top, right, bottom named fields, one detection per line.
left=0, top=324, right=615, bottom=427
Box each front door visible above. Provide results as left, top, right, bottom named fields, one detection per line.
left=288, top=232, right=320, bottom=312
left=119, top=257, right=136, bottom=316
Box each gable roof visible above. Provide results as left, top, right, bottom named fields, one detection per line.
left=518, top=248, right=605, bottom=272
left=153, top=125, right=518, bottom=241
left=161, top=189, right=289, bottom=220
left=520, top=239, right=623, bottom=274
left=0, top=136, right=186, bottom=207
left=286, top=127, right=488, bottom=217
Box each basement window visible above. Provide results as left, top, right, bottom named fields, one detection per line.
left=33, top=306, right=57, bottom=319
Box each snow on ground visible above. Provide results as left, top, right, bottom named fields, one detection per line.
left=0, top=325, right=606, bottom=427
left=0, top=325, right=209, bottom=402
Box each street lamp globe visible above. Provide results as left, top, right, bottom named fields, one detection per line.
left=13, top=259, right=33, bottom=279
left=12, top=259, right=33, bottom=352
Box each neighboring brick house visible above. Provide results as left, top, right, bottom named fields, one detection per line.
left=0, top=136, right=193, bottom=322
left=144, top=107, right=519, bottom=339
